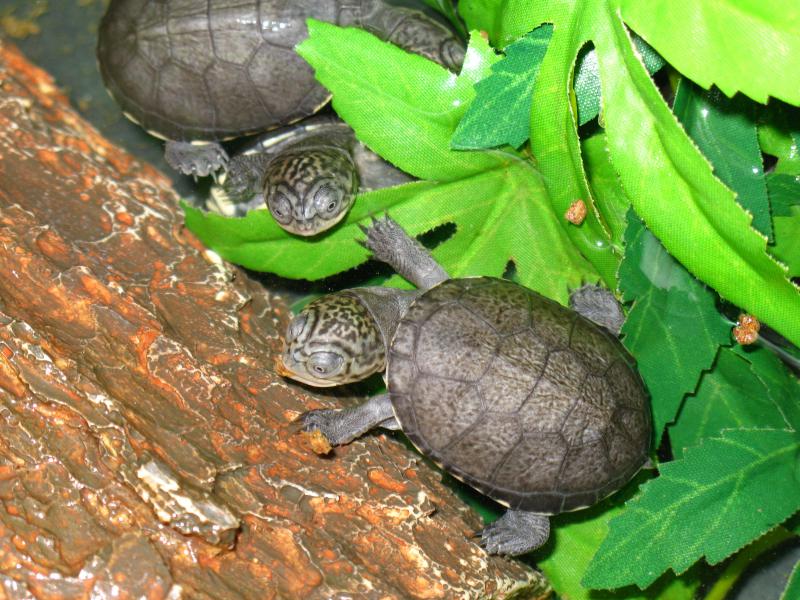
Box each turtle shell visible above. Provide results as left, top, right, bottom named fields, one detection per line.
left=97, top=0, right=356, bottom=141
left=387, top=277, right=650, bottom=514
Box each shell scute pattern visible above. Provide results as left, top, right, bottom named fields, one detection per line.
left=388, top=277, right=649, bottom=513
left=491, top=433, right=567, bottom=493
left=98, top=0, right=351, bottom=140
left=606, top=360, right=647, bottom=409
left=415, top=304, right=498, bottom=383
left=559, top=441, right=614, bottom=493
left=458, top=280, right=532, bottom=336
left=442, top=415, right=524, bottom=482
left=409, top=375, right=485, bottom=449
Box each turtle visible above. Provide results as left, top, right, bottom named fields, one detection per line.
left=277, top=216, right=652, bottom=556
left=205, top=116, right=412, bottom=235
left=97, top=0, right=464, bottom=234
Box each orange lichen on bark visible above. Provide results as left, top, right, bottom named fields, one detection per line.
left=0, top=39, right=550, bottom=600
left=368, top=468, right=409, bottom=494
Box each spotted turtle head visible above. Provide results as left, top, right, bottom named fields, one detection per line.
left=264, top=147, right=358, bottom=236
left=278, top=293, right=386, bottom=387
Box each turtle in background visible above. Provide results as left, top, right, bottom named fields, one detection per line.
left=277, top=216, right=652, bottom=555
left=206, top=116, right=413, bottom=235
left=97, top=0, right=464, bottom=235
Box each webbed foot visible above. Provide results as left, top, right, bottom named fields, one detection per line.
left=298, top=393, right=395, bottom=447
left=165, top=140, right=228, bottom=177
left=298, top=408, right=358, bottom=447
left=359, top=215, right=449, bottom=290
left=478, top=510, right=550, bottom=556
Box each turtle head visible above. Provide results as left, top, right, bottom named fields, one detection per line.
left=264, top=148, right=358, bottom=236
left=278, top=293, right=386, bottom=387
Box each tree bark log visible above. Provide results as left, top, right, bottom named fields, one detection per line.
left=0, top=40, right=550, bottom=599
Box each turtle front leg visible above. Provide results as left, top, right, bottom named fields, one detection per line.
left=361, top=216, right=449, bottom=291
left=207, top=153, right=272, bottom=216
left=165, top=140, right=229, bottom=178
left=569, top=285, right=626, bottom=335
left=478, top=510, right=551, bottom=556
left=299, top=393, right=395, bottom=446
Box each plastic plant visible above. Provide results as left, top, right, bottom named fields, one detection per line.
left=184, top=1, right=800, bottom=597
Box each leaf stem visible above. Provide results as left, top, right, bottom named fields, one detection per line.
left=704, top=527, right=795, bottom=600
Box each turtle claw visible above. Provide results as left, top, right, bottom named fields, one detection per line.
left=476, top=511, right=550, bottom=556
left=165, top=140, right=229, bottom=178
left=360, top=214, right=403, bottom=259
left=297, top=408, right=350, bottom=446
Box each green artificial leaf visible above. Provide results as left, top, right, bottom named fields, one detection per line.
left=573, top=35, right=665, bottom=127
left=619, top=211, right=730, bottom=443
left=583, top=429, right=800, bottom=590
left=297, top=22, right=604, bottom=301
left=582, top=132, right=630, bottom=252
left=618, top=0, right=800, bottom=106
left=669, top=347, right=791, bottom=454
left=451, top=25, right=553, bottom=150
left=452, top=28, right=664, bottom=148
left=783, top=561, right=800, bottom=600
left=769, top=174, right=800, bottom=217
left=738, top=344, right=800, bottom=432
left=771, top=214, right=800, bottom=277
left=458, top=0, right=800, bottom=346
left=673, top=79, right=772, bottom=241
left=537, top=476, right=699, bottom=600
left=759, top=104, right=800, bottom=176
left=418, top=0, right=466, bottom=37
left=593, top=10, right=800, bottom=349
left=185, top=25, right=602, bottom=302
left=768, top=173, right=800, bottom=277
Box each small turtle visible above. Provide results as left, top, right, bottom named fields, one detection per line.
left=97, top=0, right=463, bottom=233
left=277, top=216, right=652, bottom=556
left=206, top=116, right=412, bottom=235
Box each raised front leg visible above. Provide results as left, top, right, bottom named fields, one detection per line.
left=478, top=510, right=550, bottom=556
left=360, top=216, right=449, bottom=291
left=569, top=284, right=626, bottom=335
left=299, top=393, right=395, bottom=446
left=164, top=140, right=228, bottom=178
left=207, top=152, right=272, bottom=216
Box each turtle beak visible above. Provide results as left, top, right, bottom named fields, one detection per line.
left=274, top=354, right=342, bottom=388
left=274, top=355, right=293, bottom=378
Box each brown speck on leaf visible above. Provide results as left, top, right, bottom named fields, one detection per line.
left=479, top=30, right=489, bottom=40
left=565, top=199, right=587, bottom=225
left=733, top=314, right=760, bottom=345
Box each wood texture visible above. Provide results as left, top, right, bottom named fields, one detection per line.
left=0, top=40, right=550, bottom=599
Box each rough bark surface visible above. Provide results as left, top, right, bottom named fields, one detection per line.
left=0, top=41, right=551, bottom=599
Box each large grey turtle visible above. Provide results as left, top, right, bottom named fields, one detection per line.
left=97, top=0, right=463, bottom=234
left=277, top=216, right=652, bottom=555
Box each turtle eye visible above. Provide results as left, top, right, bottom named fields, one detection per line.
left=286, top=314, right=307, bottom=343
left=268, top=192, right=293, bottom=224
left=307, top=351, right=344, bottom=378
left=314, top=184, right=343, bottom=217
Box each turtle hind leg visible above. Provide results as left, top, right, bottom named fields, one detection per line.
left=164, top=140, right=228, bottom=178
left=569, top=285, right=626, bottom=335
left=478, top=510, right=550, bottom=556
left=360, top=215, right=449, bottom=291
left=299, top=393, right=395, bottom=446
